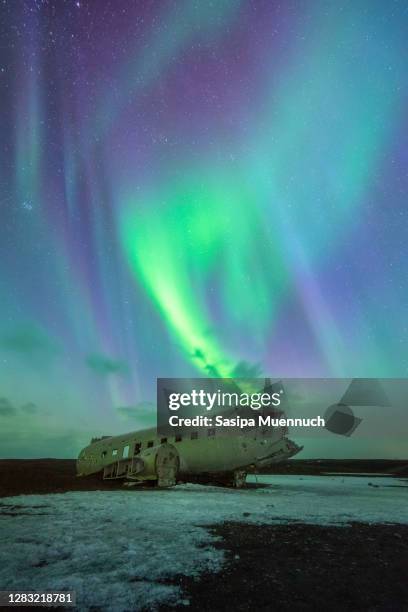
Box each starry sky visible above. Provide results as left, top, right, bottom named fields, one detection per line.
left=1, top=0, right=407, bottom=458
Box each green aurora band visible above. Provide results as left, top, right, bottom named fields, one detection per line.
left=121, top=3, right=404, bottom=377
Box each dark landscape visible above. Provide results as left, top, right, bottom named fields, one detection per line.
left=1, top=459, right=407, bottom=611
left=0, top=458, right=407, bottom=498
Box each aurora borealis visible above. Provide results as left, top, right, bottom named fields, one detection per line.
left=1, top=0, right=407, bottom=457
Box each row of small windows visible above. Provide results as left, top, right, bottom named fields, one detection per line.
left=101, top=429, right=216, bottom=459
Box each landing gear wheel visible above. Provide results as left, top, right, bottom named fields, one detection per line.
left=155, top=444, right=179, bottom=487
left=232, top=470, right=247, bottom=488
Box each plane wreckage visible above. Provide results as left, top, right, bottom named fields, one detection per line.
left=77, top=376, right=392, bottom=487
left=77, top=380, right=302, bottom=488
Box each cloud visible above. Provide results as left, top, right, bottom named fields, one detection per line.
left=117, top=402, right=155, bottom=426
left=0, top=399, right=40, bottom=418
left=1, top=325, right=55, bottom=353
left=0, top=324, right=58, bottom=366
left=21, top=402, right=38, bottom=415
left=230, top=360, right=263, bottom=378
left=0, top=398, right=16, bottom=417
left=86, top=354, right=128, bottom=376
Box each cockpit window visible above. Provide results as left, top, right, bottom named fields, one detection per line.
left=112, top=449, right=118, bottom=456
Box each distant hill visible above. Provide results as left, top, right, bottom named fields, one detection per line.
left=259, top=458, right=408, bottom=476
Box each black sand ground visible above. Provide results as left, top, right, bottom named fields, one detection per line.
left=1, top=459, right=406, bottom=498
left=163, top=522, right=408, bottom=612
left=0, top=459, right=125, bottom=497
left=1, top=460, right=407, bottom=611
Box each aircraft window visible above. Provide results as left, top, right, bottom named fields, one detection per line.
left=175, top=435, right=182, bottom=442
left=208, top=428, right=216, bottom=437
left=134, top=443, right=141, bottom=455
left=101, top=451, right=107, bottom=458
left=122, top=445, right=130, bottom=459
left=160, top=437, right=167, bottom=444
left=191, top=432, right=198, bottom=440
left=112, top=449, right=118, bottom=456
left=147, top=440, right=154, bottom=448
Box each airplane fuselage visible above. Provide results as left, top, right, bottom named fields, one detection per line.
left=77, top=419, right=301, bottom=486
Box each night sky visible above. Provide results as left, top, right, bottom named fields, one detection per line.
left=1, top=0, right=407, bottom=458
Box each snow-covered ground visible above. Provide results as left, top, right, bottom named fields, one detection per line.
left=0, top=475, right=407, bottom=610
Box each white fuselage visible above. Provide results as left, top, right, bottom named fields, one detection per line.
left=77, top=419, right=300, bottom=480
